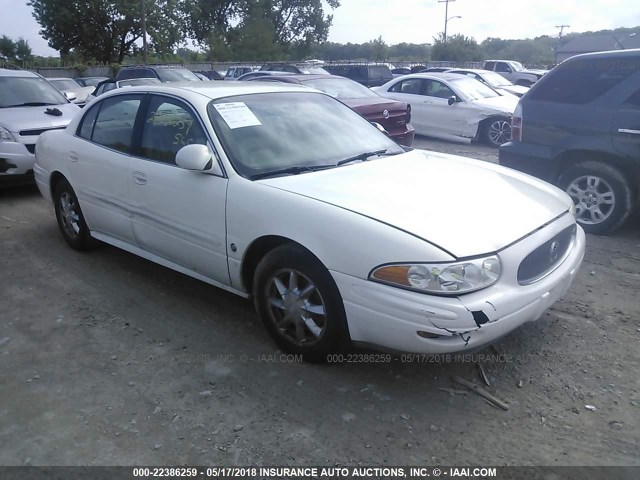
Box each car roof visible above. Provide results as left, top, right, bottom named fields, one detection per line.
left=567, top=47, right=640, bottom=61
left=448, top=68, right=485, bottom=74
left=47, top=77, right=78, bottom=81
left=259, top=74, right=336, bottom=81
left=0, top=68, right=39, bottom=78
left=99, top=81, right=314, bottom=101
left=395, top=73, right=464, bottom=81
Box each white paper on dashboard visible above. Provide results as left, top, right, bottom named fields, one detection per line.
left=213, top=102, right=262, bottom=129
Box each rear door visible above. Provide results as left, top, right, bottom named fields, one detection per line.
left=384, top=78, right=429, bottom=134
left=612, top=87, right=640, bottom=166
left=70, top=94, right=144, bottom=243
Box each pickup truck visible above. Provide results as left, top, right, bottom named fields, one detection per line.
left=482, top=60, right=547, bottom=86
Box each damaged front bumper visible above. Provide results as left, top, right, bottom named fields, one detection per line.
left=332, top=213, right=586, bottom=354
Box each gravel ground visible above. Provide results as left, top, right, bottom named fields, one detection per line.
left=1, top=136, right=639, bottom=466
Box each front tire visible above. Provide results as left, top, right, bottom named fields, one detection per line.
left=253, top=244, right=349, bottom=362
left=558, top=161, right=634, bottom=234
left=482, top=117, right=512, bottom=147
left=53, top=178, right=95, bottom=250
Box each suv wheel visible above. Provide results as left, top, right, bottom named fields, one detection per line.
left=558, top=161, right=634, bottom=234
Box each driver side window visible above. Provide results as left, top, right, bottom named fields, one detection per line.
left=424, top=80, right=455, bottom=99
left=495, top=62, right=512, bottom=73
left=140, top=96, right=208, bottom=165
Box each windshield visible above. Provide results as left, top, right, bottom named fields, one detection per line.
left=510, top=61, right=525, bottom=71
left=49, top=79, right=81, bottom=91
left=0, top=76, right=68, bottom=107
left=300, top=77, right=379, bottom=99
left=480, top=71, right=514, bottom=87
left=156, top=69, right=200, bottom=82
left=451, top=77, right=499, bottom=100
left=302, top=67, right=330, bottom=75
left=208, top=92, right=404, bottom=179
left=79, top=77, right=108, bottom=87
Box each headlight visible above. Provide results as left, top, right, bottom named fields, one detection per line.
left=0, top=126, right=16, bottom=142
left=370, top=255, right=501, bottom=295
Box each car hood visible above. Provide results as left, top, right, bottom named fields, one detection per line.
left=500, top=84, right=529, bottom=96
left=260, top=150, right=571, bottom=258
left=1, top=103, right=80, bottom=133
left=524, top=69, right=547, bottom=76
left=470, top=94, right=519, bottom=115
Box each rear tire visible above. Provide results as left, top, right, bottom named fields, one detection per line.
left=558, top=161, right=634, bottom=235
left=253, top=244, right=350, bottom=362
left=53, top=178, right=96, bottom=250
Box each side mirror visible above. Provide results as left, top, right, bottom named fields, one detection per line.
left=371, top=122, right=389, bottom=136
left=176, top=144, right=221, bottom=174
left=64, top=91, right=77, bottom=102
left=448, top=96, right=459, bottom=106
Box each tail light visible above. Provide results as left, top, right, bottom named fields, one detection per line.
left=511, top=102, right=522, bottom=141
left=405, top=104, right=412, bottom=124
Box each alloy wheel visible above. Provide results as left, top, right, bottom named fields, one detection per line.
left=265, top=269, right=327, bottom=346
left=488, top=120, right=511, bottom=146
left=59, top=191, right=81, bottom=238
left=566, top=175, right=615, bottom=225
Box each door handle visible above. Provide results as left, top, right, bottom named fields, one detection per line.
left=132, top=171, right=147, bottom=185
left=68, top=151, right=79, bottom=162
left=618, top=128, right=640, bottom=135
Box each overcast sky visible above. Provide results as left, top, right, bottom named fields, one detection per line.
left=2, top=0, right=640, bottom=57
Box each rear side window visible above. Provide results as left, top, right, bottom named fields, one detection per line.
left=530, top=58, right=640, bottom=104
left=91, top=95, right=143, bottom=154
left=368, top=66, right=392, bottom=80
left=77, top=103, right=100, bottom=139
left=484, top=62, right=495, bottom=71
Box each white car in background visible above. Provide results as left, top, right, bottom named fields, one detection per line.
left=0, top=68, right=79, bottom=185
left=373, top=73, right=519, bottom=146
left=446, top=68, right=530, bottom=97
left=34, top=82, right=584, bottom=361
left=47, top=77, right=95, bottom=106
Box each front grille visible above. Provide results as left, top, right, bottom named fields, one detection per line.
left=25, top=144, right=36, bottom=154
left=517, top=225, right=576, bottom=285
left=19, top=126, right=66, bottom=137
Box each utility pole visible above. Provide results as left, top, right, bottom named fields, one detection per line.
left=439, top=0, right=456, bottom=43
left=141, top=0, right=148, bottom=64
left=555, top=25, right=570, bottom=39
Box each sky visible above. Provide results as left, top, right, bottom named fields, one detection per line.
left=1, top=0, right=640, bottom=57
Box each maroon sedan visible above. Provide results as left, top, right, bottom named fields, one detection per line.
left=248, top=74, right=415, bottom=147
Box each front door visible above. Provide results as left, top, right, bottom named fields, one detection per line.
left=128, top=94, right=229, bottom=284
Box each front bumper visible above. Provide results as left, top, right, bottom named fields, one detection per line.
left=0, top=141, right=36, bottom=178
left=332, top=214, right=585, bottom=354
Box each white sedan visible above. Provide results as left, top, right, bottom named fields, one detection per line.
left=446, top=68, right=530, bottom=97
left=373, top=73, right=519, bottom=146
left=34, top=82, right=585, bottom=361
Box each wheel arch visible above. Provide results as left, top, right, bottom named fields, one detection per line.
left=49, top=171, right=67, bottom=198
left=240, top=235, right=324, bottom=294
left=553, top=150, right=640, bottom=193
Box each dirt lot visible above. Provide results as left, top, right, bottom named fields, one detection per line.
left=1, top=136, right=639, bottom=467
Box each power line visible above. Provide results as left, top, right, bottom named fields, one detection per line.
left=555, top=25, right=570, bottom=39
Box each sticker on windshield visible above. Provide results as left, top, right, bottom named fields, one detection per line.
left=213, top=102, right=261, bottom=129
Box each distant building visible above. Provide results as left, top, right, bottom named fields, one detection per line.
left=555, top=32, right=640, bottom=62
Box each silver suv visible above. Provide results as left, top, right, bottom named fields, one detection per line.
left=0, top=69, right=79, bottom=185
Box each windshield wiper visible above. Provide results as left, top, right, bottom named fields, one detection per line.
left=336, top=149, right=390, bottom=166
left=250, top=164, right=335, bottom=180
left=2, top=102, right=59, bottom=108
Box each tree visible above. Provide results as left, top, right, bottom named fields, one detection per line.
left=431, top=33, right=481, bottom=62
left=183, top=0, right=340, bottom=57
left=0, top=35, right=17, bottom=61
left=28, top=0, right=183, bottom=63
left=15, top=38, right=33, bottom=62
